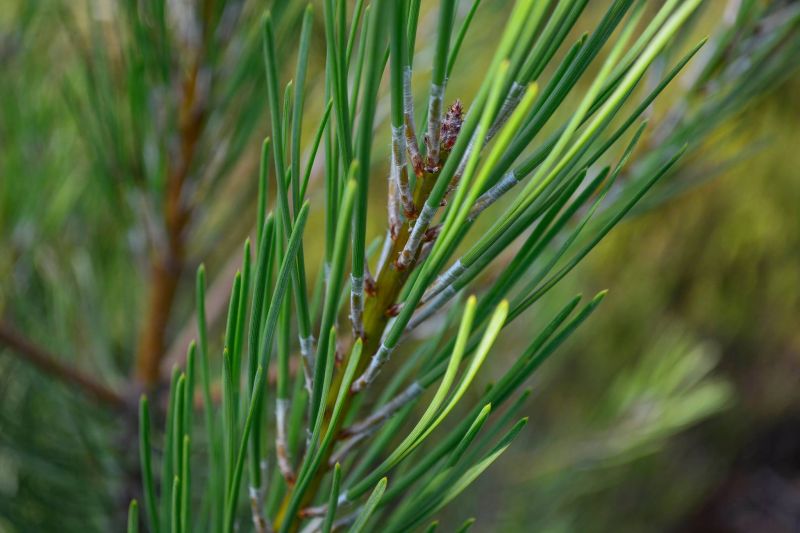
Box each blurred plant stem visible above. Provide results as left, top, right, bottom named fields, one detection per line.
left=0, top=322, right=127, bottom=409
left=135, top=59, right=206, bottom=389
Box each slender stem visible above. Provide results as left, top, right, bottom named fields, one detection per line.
left=273, top=106, right=452, bottom=533
left=136, top=60, right=207, bottom=388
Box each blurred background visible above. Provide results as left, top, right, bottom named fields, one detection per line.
left=1, top=1, right=799, bottom=531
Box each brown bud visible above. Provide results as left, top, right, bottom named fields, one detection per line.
left=424, top=224, right=442, bottom=242
left=440, top=99, right=464, bottom=152
left=385, top=302, right=403, bottom=317
left=365, top=275, right=377, bottom=296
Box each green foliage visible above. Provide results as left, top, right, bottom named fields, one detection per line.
left=132, top=1, right=726, bottom=530
left=0, top=1, right=798, bottom=532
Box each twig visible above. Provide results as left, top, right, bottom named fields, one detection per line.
left=0, top=322, right=127, bottom=409
left=394, top=101, right=462, bottom=271
left=136, top=62, right=208, bottom=388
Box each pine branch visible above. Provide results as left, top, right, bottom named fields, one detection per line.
left=20, top=0, right=793, bottom=531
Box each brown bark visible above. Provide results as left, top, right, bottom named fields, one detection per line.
left=274, top=156, right=450, bottom=530
left=134, top=64, right=206, bottom=387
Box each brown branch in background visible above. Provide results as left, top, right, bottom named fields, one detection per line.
left=160, top=112, right=334, bottom=379
left=135, top=63, right=208, bottom=388
left=0, top=322, right=127, bottom=409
